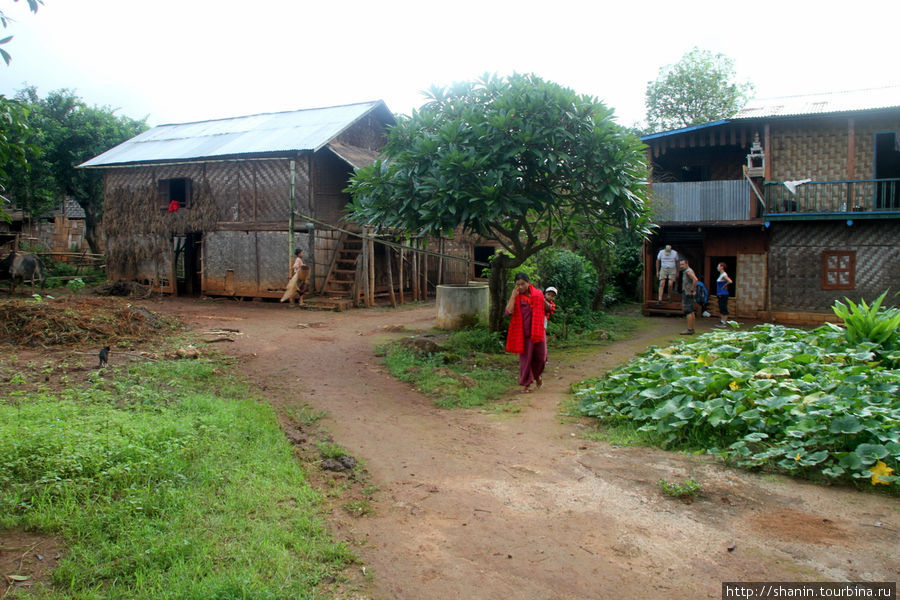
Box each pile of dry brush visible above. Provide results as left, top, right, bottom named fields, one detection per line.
left=0, top=297, right=179, bottom=347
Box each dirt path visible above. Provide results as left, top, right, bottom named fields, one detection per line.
left=163, top=298, right=898, bottom=600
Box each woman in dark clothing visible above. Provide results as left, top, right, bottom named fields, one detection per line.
left=505, top=273, right=547, bottom=393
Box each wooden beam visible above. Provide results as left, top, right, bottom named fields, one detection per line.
left=847, top=118, right=856, bottom=180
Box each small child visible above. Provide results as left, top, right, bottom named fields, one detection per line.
left=544, top=286, right=558, bottom=329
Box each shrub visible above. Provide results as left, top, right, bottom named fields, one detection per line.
left=535, top=248, right=598, bottom=326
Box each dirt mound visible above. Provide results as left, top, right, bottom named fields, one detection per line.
left=93, top=280, right=152, bottom=297
left=0, top=297, right=179, bottom=347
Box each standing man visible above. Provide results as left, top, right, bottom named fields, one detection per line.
left=679, top=257, right=698, bottom=335
left=656, top=244, right=680, bottom=304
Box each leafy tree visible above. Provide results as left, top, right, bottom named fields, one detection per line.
left=347, top=73, right=651, bottom=331
left=0, top=0, right=41, bottom=65
left=0, top=95, right=31, bottom=218
left=9, top=87, right=148, bottom=252
left=645, top=47, right=754, bottom=133
left=1, top=1, right=42, bottom=221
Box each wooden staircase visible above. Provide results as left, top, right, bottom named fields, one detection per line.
left=316, top=233, right=362, bottom=310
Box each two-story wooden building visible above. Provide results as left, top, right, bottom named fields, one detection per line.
left=641, top=86, right=900, bottom=324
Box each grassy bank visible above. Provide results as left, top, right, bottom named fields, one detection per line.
left=380, top=311, right=640, bottom=409
left=1, top=358, right=353, bottom=599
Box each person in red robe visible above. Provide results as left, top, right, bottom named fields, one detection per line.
left=505, top=272, right=547, bottom=393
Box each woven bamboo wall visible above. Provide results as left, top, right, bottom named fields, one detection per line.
left=771, top=115, right=900, bottom=182
left=203, top=230, right=311, bottom=297
left=770, top=121, right=848, bottom=182
left=313, top=150, right=353, bottom=226
left=769, top=220, right=900, bottom=311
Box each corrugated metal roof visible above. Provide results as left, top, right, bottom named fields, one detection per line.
left=80, top=100, right=391, bottom=167
left=734, top=86, right=900, bottom=119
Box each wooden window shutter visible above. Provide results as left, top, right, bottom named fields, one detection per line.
left=822, top=250, right=855, bottom=290
left=158, top=179, right=170, bottom=209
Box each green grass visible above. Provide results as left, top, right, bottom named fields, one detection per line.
left=382, top=341, right=514, bottom=408
left=380, top=313, right=639, bottom=409
left=0, top=358, right=353, bottom=599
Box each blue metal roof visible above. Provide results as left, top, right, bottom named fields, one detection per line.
left=80, top=100, right=392, bottom=167
left=640, top=120, right=730, bottom=142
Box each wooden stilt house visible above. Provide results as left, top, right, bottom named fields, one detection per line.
left=80, top=100, right=414, bottom=304
left=641, top=86, right=900, bottom=324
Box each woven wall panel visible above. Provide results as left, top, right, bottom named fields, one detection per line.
left=772, top=124, right=847, bottom=182
left=253, top=161, right=292, bottom=222
left=769, top=221, right=900, bottom=311
left=202, top=230, right=310, bottom=297
left=735, top=253, right=766, bottom=314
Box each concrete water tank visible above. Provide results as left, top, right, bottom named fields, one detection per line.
left=435, top=283, right=490, bottom=330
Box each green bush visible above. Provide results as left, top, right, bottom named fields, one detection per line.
left=536, top=248, right=598, bottom=326
left=830, top=290, right=900, bottom=360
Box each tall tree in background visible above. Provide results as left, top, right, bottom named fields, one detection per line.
left=9, top=87, right=147, bottom=252
left=645, top=47, right=754, bottom=133
left=347, top=73, right=651, bottom=331
left=0, top=0, right=41, bottom=221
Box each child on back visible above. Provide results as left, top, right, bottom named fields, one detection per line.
left=544, top=287, right=558, bottom=329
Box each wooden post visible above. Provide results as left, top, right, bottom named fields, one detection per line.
left=412, top=238, right=419, bottom=301
left=386, top=244, right=396, bottom=307
left=361, top=227, right=370, bottom=307
left=421, top=240, right=428, bottom=300
left=399, top=237, right=405, bottom=305
left=437, top=236, right=444, bottom=286
left=367, top=233, right=375, bottom=306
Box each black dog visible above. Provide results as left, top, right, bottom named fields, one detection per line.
left=98, top=346, right=110, bottom=368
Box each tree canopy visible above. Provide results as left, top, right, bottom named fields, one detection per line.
left=645, top=47, right=754, bottom=133
left=347, top=73, right=651, bottom=330
left=6, top=87, right=148, bottom=252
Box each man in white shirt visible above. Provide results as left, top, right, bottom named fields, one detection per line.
left=655, top=244, right=679, bottom=304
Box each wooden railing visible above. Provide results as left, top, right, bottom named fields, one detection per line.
left=764, top=179, right=900, bottom=216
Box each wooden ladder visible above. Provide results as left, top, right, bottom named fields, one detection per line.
left=322, top=233, right=363, bottom=298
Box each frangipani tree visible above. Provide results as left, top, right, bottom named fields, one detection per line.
left=347, top=73, right=652, bottom=331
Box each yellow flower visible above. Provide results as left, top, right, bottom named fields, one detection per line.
left=869, top=460, right=894, bottom=485
left=729, top=381, right=740, bottom=391
left=794, top=452, right=803, bottom=461
left=697, top=356, right=707, bottom=365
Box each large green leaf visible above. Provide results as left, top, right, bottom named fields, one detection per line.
left=854, top=443, right=889, bottom=465
left=829, top=415, right=864, bottom=434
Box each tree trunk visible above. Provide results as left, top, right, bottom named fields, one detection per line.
left=81, top=199, right=102, bottom=254
left=588, top=244, right=612, bottom=311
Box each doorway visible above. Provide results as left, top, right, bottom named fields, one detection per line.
left=874, top=132, right=900, bottom=209
left=174, top=232, right=203, bottom=296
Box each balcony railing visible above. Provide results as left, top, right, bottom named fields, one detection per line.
left=764, top=179, right=900, bottom=218
left=649, top=180, right=751, bottom=223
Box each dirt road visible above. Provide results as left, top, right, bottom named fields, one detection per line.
left=165, top=298, right=898, bottom=600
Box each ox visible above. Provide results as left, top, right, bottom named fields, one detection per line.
left=0, top=252, right=44, bottom=294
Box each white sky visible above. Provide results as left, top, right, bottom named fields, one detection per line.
left=2, top=0, right=899, bottom=128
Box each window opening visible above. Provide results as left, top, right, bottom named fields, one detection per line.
left=822, top=250, right=855, bottom=290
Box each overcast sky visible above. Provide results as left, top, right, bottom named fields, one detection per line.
left=2, top=0, right=899, bottom=128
